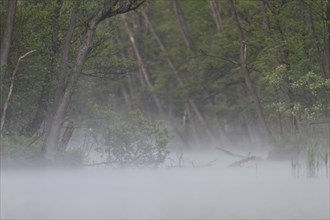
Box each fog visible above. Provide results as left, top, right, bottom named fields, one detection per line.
left=1, top=151, right=329, bottom=219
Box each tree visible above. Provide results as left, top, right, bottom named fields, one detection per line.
left=229, top=0, right=272, bottom=143
left=142, top=5, right=215, bottom=143
left=22, top=0, right=64, bottom=137
left=1, top=0, right=328, bottom=164
left=88, top=110, right=170, bottom=167
left=42, top=0, right=145, bottom=161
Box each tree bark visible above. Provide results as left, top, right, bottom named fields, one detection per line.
left=209, top=0, right=223, bottom=32
left=229, top=0, right=272, bottom=142
left=0, top=0, right=17, bottom=67
left=42, top=0, right=145, bottom=161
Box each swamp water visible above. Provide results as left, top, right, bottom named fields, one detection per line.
left=1, top=153, right=329, bottom=219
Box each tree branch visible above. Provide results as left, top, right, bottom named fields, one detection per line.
left=0, top=50, right=36, bottom=132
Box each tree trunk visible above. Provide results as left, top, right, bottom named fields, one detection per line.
left=259, top=0, right=270, bottom=34
left=54, top=4, right=77, bottom=108
left=209, top=0, right=223, bottom=32
left=0, top=0, right=17, bottom=67
left=229, top=0, right=272, bottom=142
left=273, top=14, right=300, bottom=134
left=22, top=85, right=49, bottom=136
left=113, top=27, right=140, bottom=112
left=56, top=121, right=74, bottom=158
left=42, top=0, right=145, bottom=161
left=173, top=0, right=195, bottom=53
left=300, top=0, right=328, bottom=78
left=42, top=26, right=96, bottom=160
left=171, top=2, right=217, bottom=141
left=122, top=13, right=164, bottom=116
left=185, top=103, right=201, bottom=146
left=325, top=0, right=330, bottom=78
left=259, top=0, right=287, bottom=140
left=22, top=0, right=63, bottom=137
left=142, top=7, right=214, bottom=139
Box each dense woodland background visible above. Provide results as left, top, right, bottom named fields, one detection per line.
left=0, top=0, right=329, bottom=165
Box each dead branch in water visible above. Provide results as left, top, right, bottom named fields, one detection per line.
left=215, top=147, right=245, bottom=158
left=215, top=147, right=263, bottom=168
left=228, top=156, right=261, bottom=168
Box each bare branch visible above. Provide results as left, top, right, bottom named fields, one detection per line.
left=228, top=156, right=261, bottom=168
left=0, top=50, right=36, bottom=132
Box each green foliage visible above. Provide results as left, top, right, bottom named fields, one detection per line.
left=89, top=109, right=171, bottom=167
left=1, top=0, right=329, bottom=162
left=0, top=134, right=42, bottom=162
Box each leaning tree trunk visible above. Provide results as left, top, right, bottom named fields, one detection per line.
left=113, top=29, right=138, bottom=111
left=122, top=13, right=164, bottom=116
left=42, top=0, right=145, bottom=161
left=300, top=0, right=328, bottom=78
left=259, top=0, right=284, bottom=138
left=209, top=0, right=223, bottom=32
left=22, top=0, right=64, bottom=137
left=326, top=0, right=330, bottom=78
left=53, top=4, right=77, bottom=109
left=0, top=0, right=17, bottom=67
left=42, top=24, right=96, bottom=161
left=273, top=12, right=300, bottom=133
left=259, top=0, right=270, bottom=34
left=141, top=6, right=215, bottom=141
left=40, top=3, right=77, bottom=140
left=229, top=0, right=272, bottom=142
left=173, top=0, right=195, bottom=53
left=0, top=0, right=17, bottom=87
left=172, top=1, right=217, bottom=141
